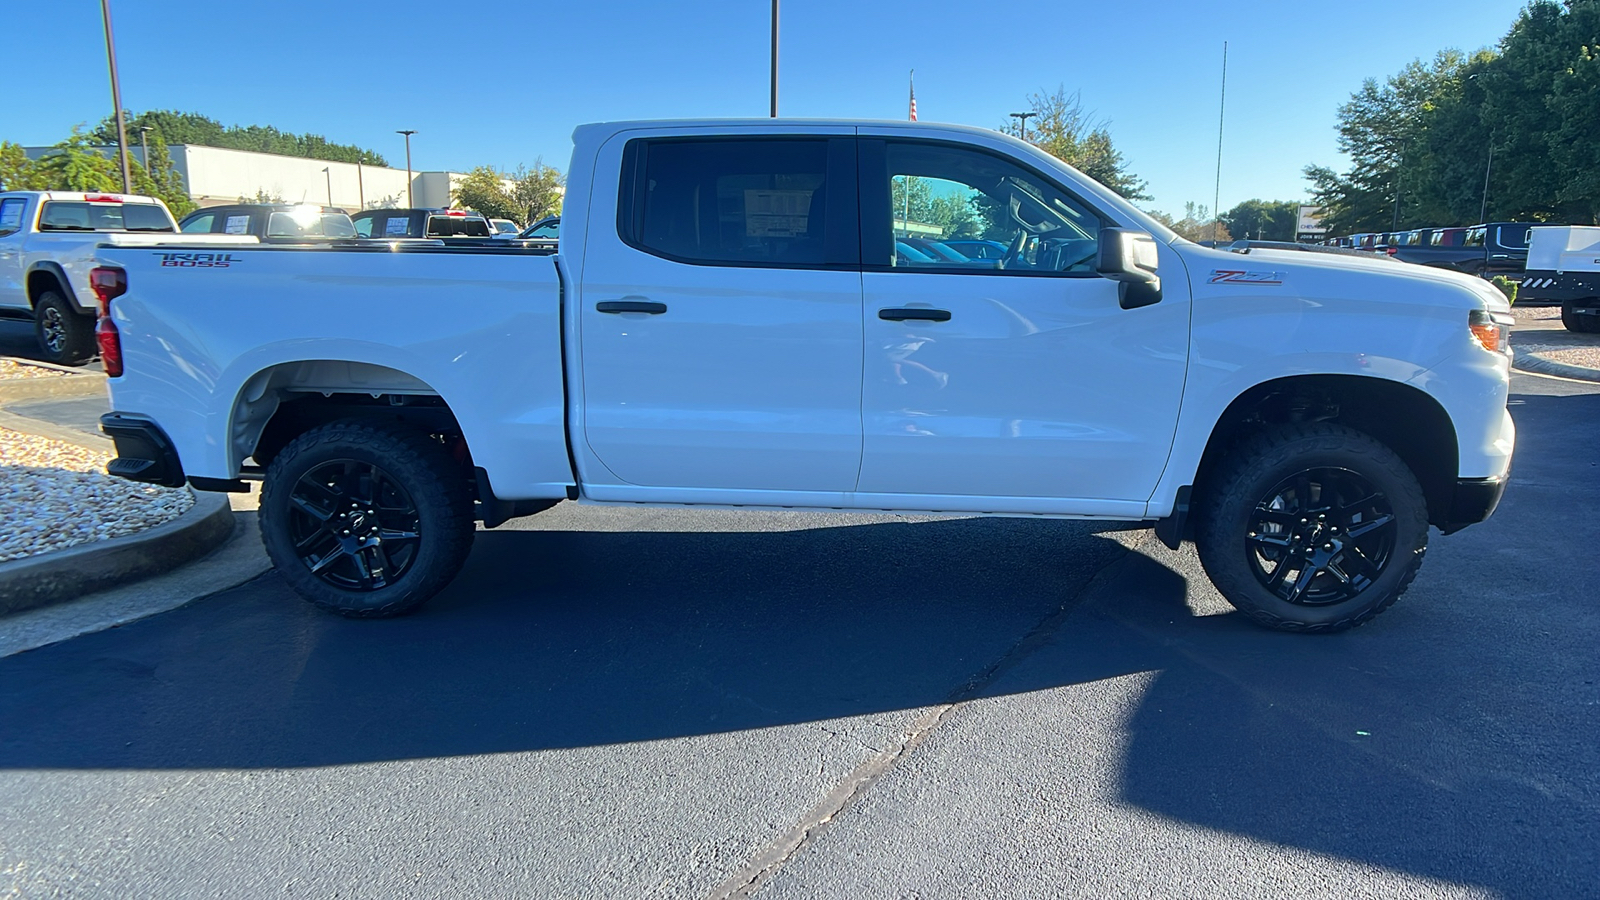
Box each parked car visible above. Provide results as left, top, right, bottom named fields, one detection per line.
left=488, top=218, right=521, bottom=238
left=941, top=239, right=1008, bottom=260
left=1389, top=221, right=1532, bottom=276
left=94, top=118, right=1514, bottom=634
left=179, top=204, right=356, bottom=239
left=518, top=216, right=559, bottom=241
left=0, top=191, right=254, bottom=364
left=1518, top=225, right=1600, bottom=331
left=350, top=208, right=494, bottom=239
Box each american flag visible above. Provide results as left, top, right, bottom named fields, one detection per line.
left=909, top=71, right=917, bottom=121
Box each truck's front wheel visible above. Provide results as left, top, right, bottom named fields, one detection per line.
left=1194, top=424, right=1429, bottom=633
left=1561, top=300, right=1600, bottom=333
left=259, top=421, right=475, bottom=617
left=33, top=291, right=97, bottom=366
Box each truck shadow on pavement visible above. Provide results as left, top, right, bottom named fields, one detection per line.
left=0, top=389, right=1594, bottom=898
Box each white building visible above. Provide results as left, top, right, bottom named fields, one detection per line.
left=25, top=144, right=472, bottom=212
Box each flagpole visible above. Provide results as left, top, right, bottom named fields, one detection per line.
left=1212, top=40, right=1227, bottom=243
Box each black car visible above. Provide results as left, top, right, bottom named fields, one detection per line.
left=179, top=204, right=356, bottom=239
left=351, top=208, right=494, bottom=239
left=517, top=215, right=559, bottom=241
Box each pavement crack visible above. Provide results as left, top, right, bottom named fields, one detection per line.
left=703, top=540, right=1134, bottom=899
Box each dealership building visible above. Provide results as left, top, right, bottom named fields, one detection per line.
left=24, top=144, right=471, bottom=212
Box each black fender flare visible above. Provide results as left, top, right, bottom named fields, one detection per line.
left=25, top=261, right=91, bottom=314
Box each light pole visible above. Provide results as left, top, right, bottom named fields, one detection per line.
left=323, top=167, right=333, bottom=208
left=769, top=0, right=779, bottom=117
left=1480, top=143, right=1494, bottom=224
left=396, top=130, right=417, bottom=207
left=137, top=125, right=151, bottom=170
left=100, top=0, right=132, bottom=193
left=1009, top=111, right=1036, bottom=142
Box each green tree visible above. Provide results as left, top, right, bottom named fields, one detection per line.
left=28, top=127, right=122, bottom=192
left=1219, top=199, right=1300, bottom=241
left=1145, top=203, right=1231, bottom=243
left=511, top=161, right=565, bottom=224
left=93, top=110, right=388, bottom=166
left=452, top=166, right=518, bottom=220
left=1008, top=86, right=1150, bottom=201
left=892, top=175, right=980, bottom=238
left=130, top=131, right=195, bottom=217
left=0, top=141, right=40, bottom=190
left=454, top=161, right=565, bottom=225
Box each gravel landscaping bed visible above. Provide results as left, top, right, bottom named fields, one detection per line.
left=0, top=359, right=67, bottom=380
left=0, top=427, right=193, bottom=563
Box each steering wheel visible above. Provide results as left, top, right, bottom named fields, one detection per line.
left=998, top=230, right=1028, bottom=270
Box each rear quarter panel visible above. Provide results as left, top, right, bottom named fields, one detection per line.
left=102, top=245, right=572, bottom=500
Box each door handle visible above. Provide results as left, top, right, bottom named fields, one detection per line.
left=878, top=307, right=951, bottom=322
left=597, top=300, right=668, bottom=315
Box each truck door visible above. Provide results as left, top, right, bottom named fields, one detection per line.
left=0, top=196, right=30, bottom=312
left=854, top=137, right=1190, bottom=511
left=577, top=133, right=863, bottom=492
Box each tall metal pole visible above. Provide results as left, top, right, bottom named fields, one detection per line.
left=769, top=0, right=779, bottom=117
left=100, top=0, right=132, bottom=194
left=357, top=160, right=365, bottom=210
left=1480, top=143, right=1493, bottom=224
left=137, top=126, right=151, bottom=169
left=1212, top=40, right=1227, bottom=243
left=397, top=131, right=416, bottom=207
left=324, top=167, right=333, bottom=208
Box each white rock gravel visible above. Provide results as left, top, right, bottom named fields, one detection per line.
left=0, top=359, right=67, bottom=380
left=0, top=427, right=193, bottom=563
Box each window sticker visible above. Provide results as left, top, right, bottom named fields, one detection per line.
left=224, top=215, right=251, bottom=234
left=0, top=200, right=23, bottom=233
left=744, top=189, right=811, bottom=237
left=384, top=216, right=410, bottom=236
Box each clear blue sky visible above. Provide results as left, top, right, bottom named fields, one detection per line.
left=0, top=1, right=1525, bottom=216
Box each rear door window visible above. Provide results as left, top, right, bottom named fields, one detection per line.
left=181, top=213, right=216, bottom=233
left=621, top=137, right=857, bottom=268
left=0, top=198, right=27, bottom=236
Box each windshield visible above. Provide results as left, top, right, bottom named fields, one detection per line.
left=38, top=201, right=174, bottom=233
left=427, top=215, right=491, bottom=237
left=267, top=210, right=357, bottom=238
left=521, top=219, right=559, bottom=239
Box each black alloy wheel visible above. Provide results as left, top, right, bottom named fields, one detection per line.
left=1245, top=467, right=1396, bottom=606
left=287, top=460, right=423, bottom=591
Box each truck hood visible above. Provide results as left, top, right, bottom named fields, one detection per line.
left=1174, top=242, right=1512, bottom=314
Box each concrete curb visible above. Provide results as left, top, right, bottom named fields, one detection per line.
left=0, top=491, right=236, bottom=617
left=1514, top=351, right=1600, bottom=383
left=0, top=358, right=106, bottom=404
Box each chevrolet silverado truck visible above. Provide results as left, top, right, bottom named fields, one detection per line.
left=0, top=191, right=254, bottom=364
left=91, top=119, right=1517, bottom=633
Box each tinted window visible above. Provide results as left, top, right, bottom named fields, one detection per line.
left=1464, top=228, right=1485, bottom=247
left=874, top=141, right=1100, bottom=274
left=1496, top=224, right=1531, bottom=249
left=629, top=139, right=835, bottom=266
left=426, top=215, right=491, bottom=237
left=38, top=201, right=173, bottom=232
left=353, top=215, right=375, bottom=237
left=268, top=211, right=357, bottom=237
left=524, top=220, right=559, bottom=239
left=0, top=198, right=26, bottom=236
left=181, top=213, right=216, bottom=233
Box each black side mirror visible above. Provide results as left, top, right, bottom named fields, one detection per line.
left=1097, top=228, right=1162, bottom=309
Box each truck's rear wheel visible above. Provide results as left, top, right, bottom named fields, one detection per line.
left=1194, top=423, right=1429, bottom=633
left=259, top=421, right=475, bottom=617
left=1561, top=300, right=1600, bottom=333
left=33, top=291, right=96, bottom=366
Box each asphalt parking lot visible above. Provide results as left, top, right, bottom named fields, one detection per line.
left=1, top=372, right=1596, bottom=899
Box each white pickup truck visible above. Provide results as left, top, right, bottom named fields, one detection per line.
left=92, top=119, right=1516, bottom=633
left=0, top=191, right=254, bottom=364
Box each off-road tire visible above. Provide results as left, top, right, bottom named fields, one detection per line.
left=259, top=421, right=475, bottom=618
left=1561, top=300, right=1600, bottom=333
left=1194, top=423, right=1429, bottom=634
left=33, top=290, right=96, bottom=366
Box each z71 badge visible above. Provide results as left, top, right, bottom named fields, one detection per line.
left=1208, top=269, right=1284, bottom=285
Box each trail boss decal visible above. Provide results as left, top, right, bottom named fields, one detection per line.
left=1209, top=269, right=1285, bottom=285
left=156, top=252, right=237, bottom=268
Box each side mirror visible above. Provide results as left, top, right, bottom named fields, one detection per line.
left=1097, top=228, right=1162, bottom=309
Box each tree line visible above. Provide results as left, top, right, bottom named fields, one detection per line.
left=92, top=111, right=389, bottom=167
left=1, top=128, right=194, bottom=216
left=1307, top=0, right=1600, bottom=235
